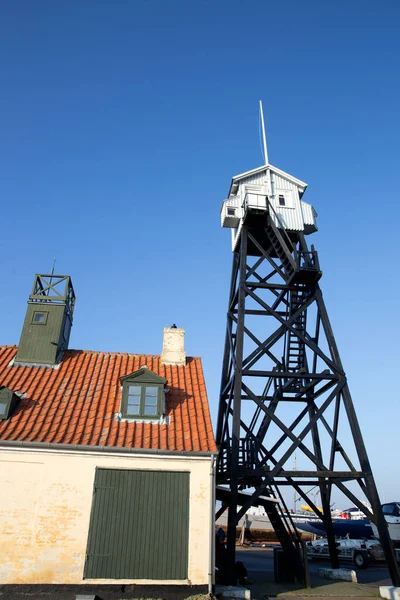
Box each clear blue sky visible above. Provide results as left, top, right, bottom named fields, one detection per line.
left=1, top=0, right=399, bottom=507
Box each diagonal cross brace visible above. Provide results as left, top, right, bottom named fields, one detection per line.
left=245, top=285, right=344, bottom=375
left=242, top=381, right=343, bottom=477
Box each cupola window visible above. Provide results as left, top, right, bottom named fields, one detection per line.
left=32, top=311, right=48, bottom=324
left=120, top=368, right=167, bottom=420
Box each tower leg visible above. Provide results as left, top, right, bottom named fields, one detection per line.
left=226, top=228, right=248, bottom=584
left=342, top=385, right=400, bottom=585
left=316, top=289, right=400, bottom=584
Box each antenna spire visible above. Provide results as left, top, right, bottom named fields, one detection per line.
left=48, top=258, right=57, bottom=291
left=259, top=100, right=269, bottom=165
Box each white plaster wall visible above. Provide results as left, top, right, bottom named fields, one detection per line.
left=0, top=448, right=213, bottom=585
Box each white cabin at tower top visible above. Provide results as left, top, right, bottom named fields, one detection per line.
left=221, top=162, right=318, bottom=252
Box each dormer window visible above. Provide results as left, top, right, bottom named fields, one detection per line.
left=126, top=384, right=159, bottom=417
left=120, top=368, right=167, bottom=420
left=0, top=387, right=21, bottom=420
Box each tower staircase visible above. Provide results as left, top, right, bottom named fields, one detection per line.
left=286, top=290, right=307, bottom=375
left=260, top=489, right=308, bottom=585
left=265, top=215, right=296, bottom=281
left=264, top=214, right=322, bottom=285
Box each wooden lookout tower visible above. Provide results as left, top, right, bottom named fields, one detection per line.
left=216, top=104, right=400, bottom=585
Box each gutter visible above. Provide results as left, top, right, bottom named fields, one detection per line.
left=209, top=454, right=216, bottom=595
left=0, top=439, right=215, bottom=458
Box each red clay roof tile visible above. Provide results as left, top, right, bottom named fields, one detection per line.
left=0, top=347, right=216, bottom=453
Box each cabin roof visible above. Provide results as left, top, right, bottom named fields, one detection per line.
left=229, top=164, right=308, bottom=197
left=0, top=346, right=217, bottom=454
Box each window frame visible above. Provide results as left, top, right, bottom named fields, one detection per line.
left=0, top=387, right=20, bottom=420
left=123, top=383, right=162, bottom=418
left=31, top=310, right=49, bottom=325
left=120, top=368, right=167, bottom=421
left=275, top=190, right=295, bottom=209
left=0, top=401, right=8, bottom=418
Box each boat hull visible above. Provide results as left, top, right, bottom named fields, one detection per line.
left=296, top=518, right=374, bottom=539
left=371, top=521, right=400, bottom=542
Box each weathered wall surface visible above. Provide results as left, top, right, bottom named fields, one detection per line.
left=0, top=448, right=213, bottom=585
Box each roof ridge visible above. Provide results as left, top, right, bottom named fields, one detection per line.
left=0, top=345, right=202, bottom=360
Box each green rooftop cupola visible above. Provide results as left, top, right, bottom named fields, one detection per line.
left=15, top=274, right=76, bottom=366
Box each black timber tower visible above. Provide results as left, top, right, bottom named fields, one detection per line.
left=215, top=118, right=400, bottom=584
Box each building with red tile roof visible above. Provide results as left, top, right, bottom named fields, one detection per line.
left=0, top=274, right=216, bottom=594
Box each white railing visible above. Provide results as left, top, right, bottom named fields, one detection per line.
left=244, top=191, right=267, bottom=211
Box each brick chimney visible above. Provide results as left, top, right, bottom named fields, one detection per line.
left=161, top=325, right=186, bottom=366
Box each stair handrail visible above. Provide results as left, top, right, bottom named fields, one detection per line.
left=266, top=198, right=321, bottom=275
left=266, top=197, right=296, bottom=253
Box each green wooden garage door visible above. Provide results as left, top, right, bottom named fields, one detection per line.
left=84, top=469, right=190, bottom=580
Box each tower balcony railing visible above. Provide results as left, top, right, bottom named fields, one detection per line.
left=243, top=190, right=268, bottom=212
left=29, top=274, right=76, bottom=313
left=295, top=246, right=320, bottom=272
left=217, top=437, right=264, bottom=477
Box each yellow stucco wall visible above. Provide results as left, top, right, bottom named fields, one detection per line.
left=0, top=447, right=214, bottom=585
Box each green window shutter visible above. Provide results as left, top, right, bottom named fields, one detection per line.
left=84, top=469, right=190, bottom=580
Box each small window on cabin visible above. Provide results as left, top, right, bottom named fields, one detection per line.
left=32, top=311, right=48, bottom=325
left=279, top=195, right=285, bottom=206
left=227, top=208, right=236, bottom=216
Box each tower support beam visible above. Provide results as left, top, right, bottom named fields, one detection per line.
left=216, top=222, right=400, bottom=585
left=226, top=227, right=248, bottom=581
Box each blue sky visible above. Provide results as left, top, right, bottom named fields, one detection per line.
left=1, top=0, right=399, bottom=506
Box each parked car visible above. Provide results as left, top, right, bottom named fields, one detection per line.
left=306, top=536, right=384, bottom=569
